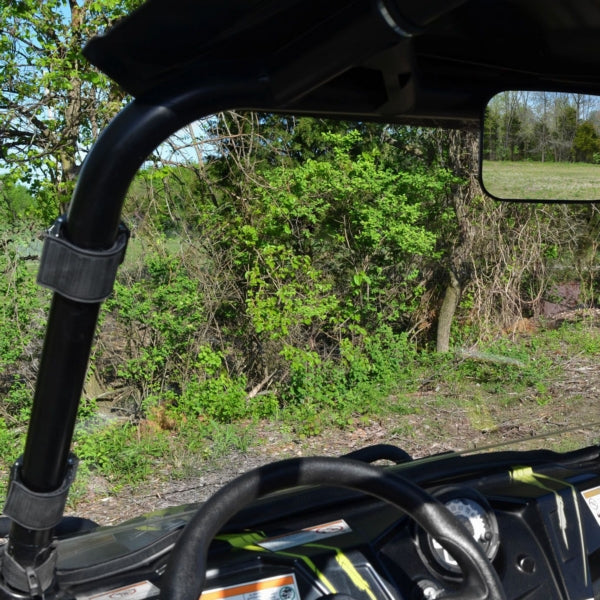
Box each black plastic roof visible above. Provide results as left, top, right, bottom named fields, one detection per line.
left=83, top=0, right=600, bottom=127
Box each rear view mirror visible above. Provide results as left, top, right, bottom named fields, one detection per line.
left=481, top=91, right=600, bottom=201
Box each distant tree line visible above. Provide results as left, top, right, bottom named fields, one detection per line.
left=483, top=91, right=600, bottom=163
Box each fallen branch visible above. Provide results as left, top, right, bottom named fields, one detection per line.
left=247, top=371, right=276, bottom=400
left=456, top=348, right=526, bottom=368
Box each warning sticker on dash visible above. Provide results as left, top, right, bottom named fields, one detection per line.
left=582, top=486, right=600, bottom=527
left=200, top=574, right=300, bottom=600
left=258, top=519, right=351, bottom=551
left=78, top=581, right=160, bottom=600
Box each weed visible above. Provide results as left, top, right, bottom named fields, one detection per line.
left=73, top=422, right=168, bottom=485
left=534, top=382, right=552, bottom=405
left=466, top=401, right=496, bottom=431
left=203, top=420, right=256, bottom=459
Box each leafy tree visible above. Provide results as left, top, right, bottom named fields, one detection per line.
left=572, top=121, right=600, bottom=162
left=427, top=128, right=480, bottom=351
left=482, top=106, right=501, bottom=160
left=531, top=118, right=551, bottom=162
left=495, top=91, right=526, bottom=160
left=0, top=175, right=35, bottom=222
left=531, top=91, right=553, bottom=162
left=552, top=101, right=577, bottom=161
left=241, top=130, right=450, bottom=362
left=0, top=0, right=143, bottom=208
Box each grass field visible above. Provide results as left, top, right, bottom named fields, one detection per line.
left=482, top=160, right=600, bottom=200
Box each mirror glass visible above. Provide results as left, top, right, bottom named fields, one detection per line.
left=481, top=91, right=600, bottom=201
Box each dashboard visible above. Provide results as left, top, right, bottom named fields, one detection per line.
left=54, top=444, right=600, bottom=600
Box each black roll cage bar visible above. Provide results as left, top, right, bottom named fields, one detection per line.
left=4, top=74, right=271, bottom=588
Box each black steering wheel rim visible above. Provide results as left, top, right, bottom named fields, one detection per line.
left=160, top=457, right=505, bottom=600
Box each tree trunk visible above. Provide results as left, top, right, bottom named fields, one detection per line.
left=436, top=270, right=461, bottom=353
left=434, top=127, right=480, bottom=352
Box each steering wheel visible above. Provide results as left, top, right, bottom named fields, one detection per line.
left=160, top=457, right=505, bottom=600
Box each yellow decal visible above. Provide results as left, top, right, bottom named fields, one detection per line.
left=217, top=526, right=378, bottom=599
left=310, top=544, right=377, bottom=600
left=216, top=532, right=337, bottom=595
left=273, top=549, right=338, bottom=595
left=216, top=531, right=265, bottom=552
left=334, top=550, right=377, bottom=600
left=510, top=466, right=589, bottom=586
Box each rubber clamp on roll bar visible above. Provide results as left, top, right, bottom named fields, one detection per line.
left=37, top=215, right=129, bottom=303
left=3, top=455, right=78, bottom=531
left=1, top=456, right=78, bottom=594
left=1, top=548, right=57, bottom=596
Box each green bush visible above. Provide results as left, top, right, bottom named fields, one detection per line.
left=73, top=422, right=168, bottom=484
left=105, top=250, right=206, bottom=398
left=0, top=228, right=49, bottom=444
left=280, top=328, right=417, bottom=435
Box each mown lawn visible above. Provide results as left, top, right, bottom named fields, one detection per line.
left=482, top=161, right=600, bottom=200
